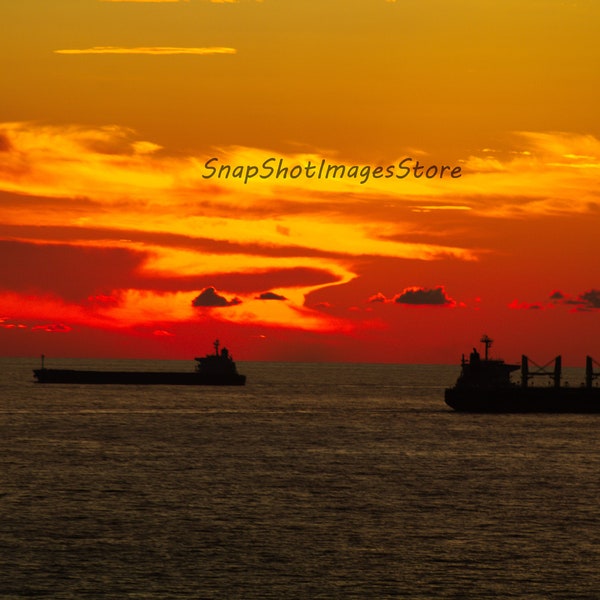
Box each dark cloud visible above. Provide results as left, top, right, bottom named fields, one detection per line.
left=515, top=288, right=600, bottom=312
left=192, top=287, right=241, bottom=307
left=548, top=288, right=600, bottom=311
left=255, top=292, right=287, bottom=301
left=394, top=286, right=453, bottom=306
left=575, top=289, right=600, bottom=311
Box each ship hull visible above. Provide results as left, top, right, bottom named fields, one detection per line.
left=33, top=368, right=246, bottom=386
left=445, top=386, right=600, bottom=413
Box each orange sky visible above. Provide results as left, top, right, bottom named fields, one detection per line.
left=1, top=0, right=599, bottom=364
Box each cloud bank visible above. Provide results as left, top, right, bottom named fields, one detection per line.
left=1, top=121, right=598, bottom=345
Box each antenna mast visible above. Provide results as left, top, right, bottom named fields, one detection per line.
left=481, top=334, right=493, bottom=361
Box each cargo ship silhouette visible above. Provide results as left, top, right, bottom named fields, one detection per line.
left=445, top=335, right=600, bottom=413
left=34, top=340, right=246, bottom=386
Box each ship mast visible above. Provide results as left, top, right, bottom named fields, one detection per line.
left=480, top=334, right=493, bottom=361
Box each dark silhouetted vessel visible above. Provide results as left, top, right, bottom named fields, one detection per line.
left=445, top=335, right=600, bottom=413
left=33, top=340, right=246, bottom=386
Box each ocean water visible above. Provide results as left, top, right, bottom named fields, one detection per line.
left=2, top=357, right=600, bottom=599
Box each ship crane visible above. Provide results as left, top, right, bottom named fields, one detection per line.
left=586, top=356, right=600, bottom=389
left=521, top=355, right=562, bottom=388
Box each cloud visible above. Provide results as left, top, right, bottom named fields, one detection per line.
left=2, top=123, right=599, bottom=230
left=100, top=0, right=189, bottom=3
left=32, top=323, right=72, bottom=333
left=99, top=0, right=262, bottom=2
left=54, top=46, right=237, bottom=55
left=368, top=292, right=387, bottom=303
left=3, top=121, right=599, bottom=340
left=0, top=122, right=474, bottom=270
left=192, top=287, right=241, bottom=307
left=578, top=289, right=600, bottom=310
left=255, top=292, right=287, bottom=301
left=0, top=236, right=351, bottom=334
left=394, top=286, right=454, bottom=306
left=561, top=289, right=600, bottom=312
left=0, top=318, right=27, bottom=330
left=509, top=299, right=546, bottom=310
left=513, top=289, right=600, bottom=312
left=461, top=131, right=600, bottom=218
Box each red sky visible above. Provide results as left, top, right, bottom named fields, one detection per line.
left=1, top=1, right=599, bottom=364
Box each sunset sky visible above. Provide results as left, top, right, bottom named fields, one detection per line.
left=1, top=0, right=599, bottom=364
